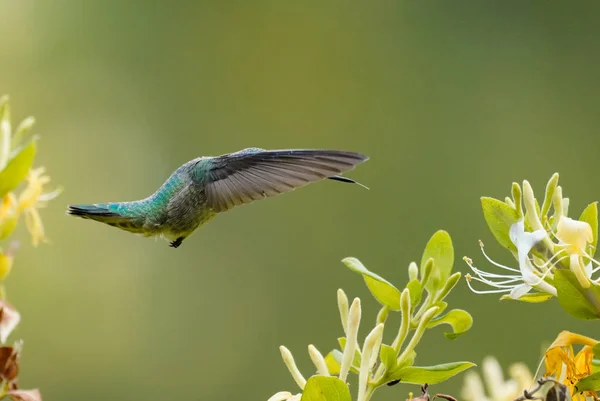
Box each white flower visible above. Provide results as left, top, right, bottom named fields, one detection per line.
left=465, top=219, right=558, bottom=299
left=461, top=356, right=533, bottom=401
left=267, top=392, right=300, bottom=401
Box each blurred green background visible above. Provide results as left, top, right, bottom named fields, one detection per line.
left=2, top=1, right=600, bottom=399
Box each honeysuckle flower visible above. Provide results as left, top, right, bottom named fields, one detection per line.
left=0, top=168, right=60, bottom=247
left=555, top=216, right=600, bottom=288
left=16, top=167, right=61, bottom=247
left=543, top=331, right=598, bottom=400
left=279, top=346, right=306, bottom=391
left=358, top=324, right=384, bottom=401
left=461, top=356, right=534, bottom=401
left=465, top=219, right=557, bottom=299
left=339, top=298, right=361, bottom=382
left=308, top=344, right=330, bottom=376
left=337, top=288, right=349, bottom=335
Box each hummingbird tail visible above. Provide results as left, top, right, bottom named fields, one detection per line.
left=67, top=203, right=146, bottom=233
left=67, top=204, right=120, bottom=218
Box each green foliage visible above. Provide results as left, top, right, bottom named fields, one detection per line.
left=406, top=279, right=422, bottom=308
left=301, top=377, right=351, bottom=401
left=385, top=362, right=476, bottom=385
left=593, top=344, right=600, bottom=359
left=575, top=372, right=600, bottom=391
left=554, top=270, right=600, bottom=320
left=271, top=231, right=474, bottom=401
left=324, top=350, right=343, bottom=375
left=342, top=258, right=401, bottom=311
left=341, top=232, right=472, bottom=394
left=579, top=202, right=598, bottom=259
left=480, top=197, right=520, bottom=252
left=420, top=231, right=454, bottom=292
left=499, top=293, right=553, bottom=303
left=0, top=139, right=36, bottom=198
left=427, top=309, right=473, bottom=340
left=378, top=345, right=397, bottom=372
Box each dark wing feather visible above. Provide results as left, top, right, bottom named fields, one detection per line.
left=205, top=149, right=368, bottom=212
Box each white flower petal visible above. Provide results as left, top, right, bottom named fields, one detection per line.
left=267, top=392, right=293, bottom=401
left=465, top=219, right=556, bottom=298
left=536, top=279, right=558, bottom=296
left=510, top=284, right=532, bottom=299
left=482, top=356, right=506, bottom=398
left=461, top=371, right=491, bottom=401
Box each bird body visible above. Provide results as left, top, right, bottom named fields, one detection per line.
left=68, top=148, right=368, bottom=248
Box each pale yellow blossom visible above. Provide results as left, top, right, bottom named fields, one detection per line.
left=16, top=167, right=61, bottom=246
left=461, top=356, right=534, bottom=401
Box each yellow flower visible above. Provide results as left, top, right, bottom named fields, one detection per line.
left=16, top=167, right=61, bottom=247
left=544, top=331, right=599, bottom=400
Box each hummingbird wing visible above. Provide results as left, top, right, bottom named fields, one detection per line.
left=204, top=148, right=368, bottom=212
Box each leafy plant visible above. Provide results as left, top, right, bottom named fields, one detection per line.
left=268, top=231, right=474, bottom=401
left=0, top=95, right=61, bottom=401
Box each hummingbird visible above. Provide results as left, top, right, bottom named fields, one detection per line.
left=67, top=148, right=368, bottom=248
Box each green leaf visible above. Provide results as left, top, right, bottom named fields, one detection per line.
left=301, top=376, right=351, bottom=401
left=575, top=371, right=600, bottom=391
left=554, top=269, right=600, bottom=320
left=420, top=231, right=454, bottom=292
left=324, top=350, right=343, bottom=375
left=481, top=197, right=519, bottom=252
left=379, top=344, right=397, bottom=372
left=431, top=301, right=448, bottom=315
left=0, top=139, right=36, bottom=198
left=500, top=293, right=553, bottom=303
left=427, top=309, right=473, bottom=340
left=407, top=279, right=422, bottom=308
left=436, top=272, right=461, bottom=301
left=580, top=202, right=598, bottom=259
left=397, top=350, right=416, bottom=370
left=338, top=337, right=361, bottom=369
left=593, top=344, right=600, bottom=360
left=386, top=361, right=475, bottom=385
left=342, top=257, right=401, bottom=310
